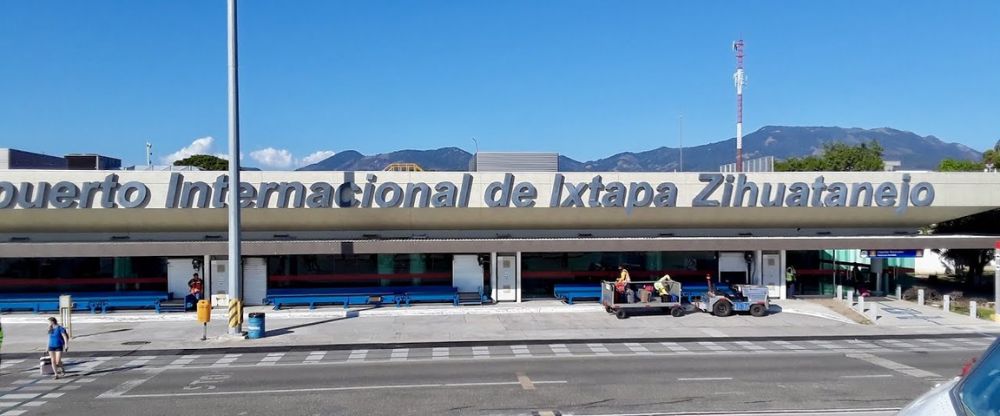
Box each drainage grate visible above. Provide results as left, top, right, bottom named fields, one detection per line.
left=121, top=341, right=151, bottom=346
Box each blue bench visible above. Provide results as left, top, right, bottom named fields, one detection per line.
left=401, top=287, right=459, bottom=306
left=553, top=283, right=602, bottom=304
left=0, top=292, right=170, bottom=314
left=264, top=286, right=463, bottom=310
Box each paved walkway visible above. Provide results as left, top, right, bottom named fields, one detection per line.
left=0, top=299, right=995, bottom=355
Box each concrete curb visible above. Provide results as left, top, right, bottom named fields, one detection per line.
left=1, top=331, right=995, bottom=360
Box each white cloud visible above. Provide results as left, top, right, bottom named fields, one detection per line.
left=162, top=136, right=217, bottom=164
left=300, top=150, right=336, bottom=166
left=250, top=147, right=295, bottom=169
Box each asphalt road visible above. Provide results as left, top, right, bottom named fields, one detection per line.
left=0, top=338, right=992, bottom=416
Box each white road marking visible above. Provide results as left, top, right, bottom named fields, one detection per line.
left=472, top=346, right=490, bottom=359
left=257, top=353, right=285, bottom=366
left=347, top=350, right=368, bottom=362
left=511, top=345, right=531, bottom=357
left=20, top=401, right=46, bottom=407
left=845, top=340, right=880, bottom=349
left=41, top=392, right=63, bottom=399
left=168, top=355, right=200, bottom=368
left=0, top=360, right=25, bottom=369
left=807, top=340, right=839, bottom=349
left=431, top=347, right=449, bottom=360
left=624, top=343, right=652, bottom=355
left=840, top=374, right=893, bottom=379
left=389, top=349, right=409, bottom=362
left=1, top=409, right=28, bottom=416
left=9, top=381, right=32, bottom=386
left=570, top=408, right=901, bottom=416
left=100, top=380, right=570, bottom=399
left=124, top=356, right=157, bottom=368
left=660, top=342, right=689, bottom=352
left=677, top=377, right=732, bottom=381
left=211, top=354, right=241, bottom=367
left=772, top=340, right=805, bottom=350
left=303, top=351, right=326, bottom=364
left=587, top=343, right=612, bottom=356
left=96, top=369, right=165, bottom=398
left=0, top=394, right=37, bottom=401
left=698, top=341, right=726, bottom=352
left=882, top=340, right=917, bottom=349
left=735, top=341, right=765, bottom=351
left=77, top=378, right=97, bottom=383
left=0, top=403, right=19, bottom=408
left=847, top=353, right=940, bottom=378
left=549, top=344, right=572, bottom=357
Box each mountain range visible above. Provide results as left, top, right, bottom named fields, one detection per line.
left=297, top=126, right=985, bottom=172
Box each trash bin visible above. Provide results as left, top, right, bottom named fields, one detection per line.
left=247, top=312, right=265, bottom=339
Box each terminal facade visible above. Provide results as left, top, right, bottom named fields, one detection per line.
left=0, top=169, right=997, bottom=306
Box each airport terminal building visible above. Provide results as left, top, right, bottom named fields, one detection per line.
left=0, top=169, right=997, bottom=306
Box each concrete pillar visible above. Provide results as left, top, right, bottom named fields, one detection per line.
left=489, top=252, right=498, bottom=303
left=753, top=250, right=763, bottom=285
left=871, top=259, right=884, bottom=295
left=917, top=289, right=925, bottom=306
left=943, top=295, right=950, bottom=313
left=836, top=285, right=843, bottom=300
left=970, top=301, right=977, bottom=319
left=779, top=250, right=788, bottom=300
left=869, top=302, right=879, bottom=324
left=515, top=252, right=522, bottom=303
left=857, top=295, right=865, bottom=314
left=895, top=285, right=902, bottom=299
left=847, top=290, right=854, bottom=306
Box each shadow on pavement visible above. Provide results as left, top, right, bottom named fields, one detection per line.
left=265, top=306, right=375, bottom=336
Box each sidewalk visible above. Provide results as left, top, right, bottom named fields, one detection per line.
left=0, top=299, right=995, bottom=356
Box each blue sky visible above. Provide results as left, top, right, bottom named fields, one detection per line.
left=1, top=1, right=998, bottom=168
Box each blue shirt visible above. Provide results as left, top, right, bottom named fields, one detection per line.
left=48, top=325, right=67, bottom=348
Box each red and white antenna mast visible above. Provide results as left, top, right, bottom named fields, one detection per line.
left=733, top=39, right=746, bottom=173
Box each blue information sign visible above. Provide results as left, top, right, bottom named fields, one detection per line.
left=861, top=249, right=924, bottom=258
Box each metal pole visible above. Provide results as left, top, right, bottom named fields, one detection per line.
left=227, top=0, right=243, bottom=336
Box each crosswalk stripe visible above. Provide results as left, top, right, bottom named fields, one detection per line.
left=390, top=349, right=409, bottom=362
left=698, top=341, right=725, bottom=352
left=735, top=341, right=765, bottom=351
left=431, top=347, right=449, bottom=360
left=303, top=351, right=326, bottom=363
left=587, top=343, right=612, bottom=356
left=257, top=353, right=285, bottom=366
left=125, top=356, right=156, bottom=367
left=660, top=342, right=689, bottom=352
left=168, top=355, right=200, bottom=368
left=511, top=345, right=531, bottom=357
left=347, top=350, right=368, bottom=361
left=211, top=354, right=241, bottom=366
left=472, top=346, right=490, bottom=359
left=773, top=340, right=805, bottom=350
left=549, top=344, right=572, bottom=357
left=624, top=343, right=652, bottom=355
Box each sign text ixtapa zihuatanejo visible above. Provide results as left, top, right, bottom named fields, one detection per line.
left=0, top=172, right=934, bottom=214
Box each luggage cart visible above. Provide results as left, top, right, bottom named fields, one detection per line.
left=600, top=280, right=686, bottom=319
left=693, top=284, right=770, bottom=317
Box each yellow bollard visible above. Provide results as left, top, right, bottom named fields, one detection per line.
left=197, top=300, right=211, bottom=341
left=227, top=299, right=243, bottom=329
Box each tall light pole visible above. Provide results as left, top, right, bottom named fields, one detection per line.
left=226, top=0, right=243, bottom=336
left=733, top=39, right=745, bottom=173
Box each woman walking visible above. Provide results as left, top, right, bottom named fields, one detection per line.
left=46, top=317, right=69, bottom=379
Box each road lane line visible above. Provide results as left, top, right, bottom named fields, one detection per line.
left=100, top=380, right=570, bottom=399
left=516, top=372, right=535, bottom=390
left=847, top=353, right=940, bottom=378
left=677, top=377, right=732, bottom=381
